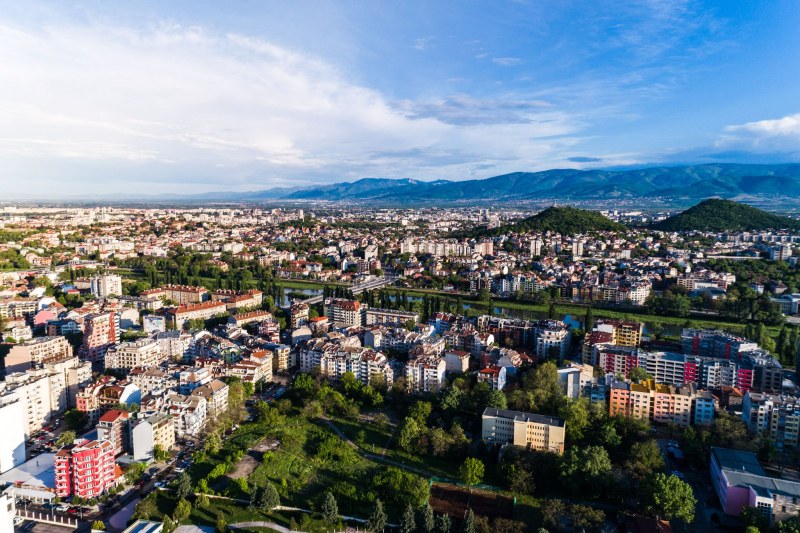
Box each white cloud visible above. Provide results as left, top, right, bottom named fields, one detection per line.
left=0, top=22, right=584, bottom=194
left=726, top=114, right=800, bottom=137
left=491, top=57, right=522, bottom=66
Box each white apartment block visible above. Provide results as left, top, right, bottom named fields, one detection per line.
left=0, top=385, right=25, bottom=474
left=90, top=274, right=123, bottom=298
left=105, top=338, right=163, bottom=373
left=404, top=356, right=446, bottom=393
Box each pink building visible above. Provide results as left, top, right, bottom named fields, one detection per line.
left=54, top=439, right=118, bottom=498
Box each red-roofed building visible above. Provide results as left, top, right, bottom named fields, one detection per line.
left=478, top=366, right=507, bottom=391
left=97, top=410, right=130, bottom=456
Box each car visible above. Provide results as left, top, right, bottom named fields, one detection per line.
left=154, top=482, right=164, bottom=488
left=67, top=508, right=78, bottom=514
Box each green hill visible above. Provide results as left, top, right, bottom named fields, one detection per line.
left=474, top=206, right=625, bottom=237
left=653, top=199, right=800, bottom=232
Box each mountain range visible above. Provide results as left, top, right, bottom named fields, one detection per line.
left=10, top=163, right=800, bottom=203
left=224, top=163, right=800, bottom=203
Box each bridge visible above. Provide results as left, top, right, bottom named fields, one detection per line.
left=298, top=276, right=397, bottom=306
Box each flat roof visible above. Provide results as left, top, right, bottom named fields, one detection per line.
left=0, top=453, right=56, bottom=489
left=123, top=520, right=164, bottom=533
left=711, top=447, right=765, bottom=476
left=482, top=407, right=565, bottom=427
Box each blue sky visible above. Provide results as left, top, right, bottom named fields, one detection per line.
left=1, top=1, right=800, bottom=195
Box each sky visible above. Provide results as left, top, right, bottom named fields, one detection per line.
left=2, top=1, right=800, bottom=196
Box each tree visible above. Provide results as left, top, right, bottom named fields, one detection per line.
left=624, top=440, right=665, bottom=481
left=91, top=520, right=106, bottom=530
left=368, top=499, right=388, bottom=533
left=569, top=504, right=605, bottom=530
left=175, top=471, right=193, bottom=501
left=642, top=473, right=696, bottom=523
left=56, top=431, right=76, bottom=447
left=459, top=458, right=485, bottom=491
left=215, top=515, right=227, bottom=533
left=174, top=498, right=191, bottom=523
left=153, top=444, right=170, bottom=462
left=204, top=432, right=222, bottom=455
left=196, top=493, right=210, bottom=509
left=420, top=503, right=435, bottom=533
left=712, top=412, right=749, bottom=448
left=463, top=509, right=477, bottom=533
left=124, top=462, right=146, bottom=484
left=560, top=446, right=611, bottom=495
left=64, top=409, right=89, bottom=431
left=400, top=503, right=416, bottom=533
left=523, top=361, right=565, bottom=414
left=777, top=517, right=800, bottom=533
left=437, top=513, right=452, bottom=533
left=558, top=398, right=590, bottom=444
left=398, top=417, right=420, bottom=452
left=494, top=518, right=526, bottom=533
left=257, top=483, right=280, bottom=512
left=540, top=499, right=566, bottom=530
left=133, top=495, right=157, bottom=520
left=629, top=366, right=650, bottom=384
left=321, top=491, right=339, bottom=525
left=584, top=306, right=594, bottom=331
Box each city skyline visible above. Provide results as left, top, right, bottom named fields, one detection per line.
left=2, top=1, right=800, bottom=195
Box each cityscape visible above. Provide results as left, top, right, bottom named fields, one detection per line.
left=3, top=2, right=800, bottom=533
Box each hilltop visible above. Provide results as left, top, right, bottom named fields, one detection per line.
left=653, top=199, right=800, bottom=232
left=467, top=206, right=625, bottom=238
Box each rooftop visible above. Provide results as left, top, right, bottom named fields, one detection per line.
left=483, top=407, right=565, bottom=427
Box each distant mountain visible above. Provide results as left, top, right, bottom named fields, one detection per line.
left=465, top=206, right=625, bottom=238
left=653, top=199, right=800, bottom=232
left=241, top=163, right=800, bottom=203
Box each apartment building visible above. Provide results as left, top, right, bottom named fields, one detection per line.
left=289, top=303, right=309, bottom=328
left=229, top=310, right=271, bottom=327
left=682, top=329, right=758, bottom=360
left=79, top=312, right=118, bottom=364
left=105, top=338, right=163, bottom=373
left=143, top=285, right=209, bottom=305
left=742, top=392, right=800, bottom=448
left=191, top=379, right=229, bottom=417
left=481, top=407, right=566, bottom=454
left=128, top=367, right=175, bottom=396
left=90, top=274, right=122, bottom=298
left=168, top=301, right=227, bottom=329
left=404, top=355, right=446, bottom=393
left=365, top=307, right=419, bottom=326
left=97, top=410, right=130, bottom=456
left=0, top=385, right=25, bottom=474
left=323, top=298, right=365, bottom=327
left=609, top=380, right=717, bottom=427
left=593, top=319, right=643, bottom=347
left=711, top=447, right=800, bottom=525
left=130, top=412, right=175, bottom=461
left=54, top=439, right=117, bottom=498
left=4, top=336, right=72, bottom=373
left=557, top=363, right=594, bottom=399
left=165, top=394, right=207, bottom=437
left=444, top=350, right=470, bottom=373
left=478, top=366, right=507, bottom=391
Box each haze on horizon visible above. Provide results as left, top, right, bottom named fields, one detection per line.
left=1, top=1, right=800, bottom=197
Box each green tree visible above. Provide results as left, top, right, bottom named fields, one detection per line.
left=64, top=409, right=89, bottom=431
left=91, top=520, right=106, bottom=530
left=624, top=440, right=665, bottom=481
left=398, top=417, right=420, bottom=452
left=133, top=495, right=157, bottom=520
left=642, top=473, right=696, bottom=523
left=777, top=517, right=800, bottom=533
left=459, top=458, right=485, bottom=491
left=463, top=509, right=477, bottom=533
left=523, top=361, right=565, bottom=414
left=322, top=491, right=339, bottom=525
left=56, top=431, right=76, bottom=447
left=437, top=514, right=452, bottom=533
left=400, top=503, right=416, bottom=533
left=215, top=515, right=227, bottom=533
left=628, top=366, right=650, bottom=384
left=560, top=445, right=612, bottom=495
left=124, top=462, right=146, bottom=484
left=420, top=503, right=436, bottom=533
left=558, top=398, right=590, bottom=444
left=368, top=499, right=388, bottom=533
left=257, top=482, right=280, bottom=512
left=584, top=306, right=594, bottom=331
left=153, top=444, right=170, bottom=462
left=173, top=498, right=191, bottom=523
left=175, top=471, right=193, bottom=501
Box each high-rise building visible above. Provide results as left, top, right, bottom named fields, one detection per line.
left=54, top=439, right=117, bottom=498
left=80, top=312, right=118, bottom=365
left=0, top=386, right=25, bottom=474
left=90, top=274, right=123, bottom=298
